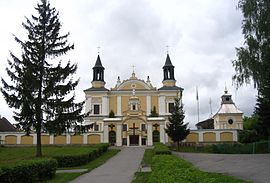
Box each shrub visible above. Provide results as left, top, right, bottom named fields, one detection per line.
left=53, top=143, right=109, bottom=167
left=154, top=143, right=172, bottom=155
left=0, top=158, right=57, bottom=183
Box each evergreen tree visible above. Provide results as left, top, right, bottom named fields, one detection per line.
left=232, top=0, right=270, bottom=139
left=1, top=0, right=84, bottom=157
left=165, top=98, right=190, bottom=150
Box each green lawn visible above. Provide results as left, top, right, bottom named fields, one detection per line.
left=0, top=145, right=105, bottom=166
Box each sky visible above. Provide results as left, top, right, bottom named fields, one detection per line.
left=0, top=0, right=257, bottom=129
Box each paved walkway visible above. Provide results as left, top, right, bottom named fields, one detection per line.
left=70, top=147, right=145, bottom=183
left=174, top=152, right=270, bottom=183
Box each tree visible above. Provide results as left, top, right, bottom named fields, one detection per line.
left=233, top=0, right=270, bottom=139
left=1, top=0, right=84, bottom=157
left=150, top=106, right=158, bottom=117
left=165, top=98, right=190, bottom=150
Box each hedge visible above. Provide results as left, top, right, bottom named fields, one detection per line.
left=53, top=143, right=109, bottom=167
left=0, top=158, right=57, bottom=183
left=153, top=143, right=172, bottom=155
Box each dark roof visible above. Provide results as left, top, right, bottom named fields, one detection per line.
left=93, top=55, right=104, bottom=68
left=163, top=54, right=174, bottom=68
left=158, top=86, right=184, bottom=91
left=0, top=117, right=17, bottom=132
left=84, top=87, right=109, bottom=92
left=196, top=118, right=214, bottom=129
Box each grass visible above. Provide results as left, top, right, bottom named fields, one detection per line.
left=0, top=145, right=100, bottom=166
left=141, top=149, right=154, bottom=167
left=44, top=173, right=82, bottom=183
left=171, top=145, right=213, bottom=153
left=132, top=172, right=151, bottom=183
left=44, top=149, right=120, bottom=183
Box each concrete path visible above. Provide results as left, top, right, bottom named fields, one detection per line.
left=174, top=152, right=270, bottom=183
left=70, top=147, right=145, bottom=183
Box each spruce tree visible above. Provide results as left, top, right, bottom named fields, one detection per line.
left=165, top=98, right=190, bottom=150
left=1, top=0, right=84, bottom=157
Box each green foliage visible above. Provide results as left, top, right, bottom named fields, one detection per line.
left=0, top=0, right=84, bottom=157
left=165, top=98, right=190, bottom=149
left=109, top=110, right=115, bottom=118
left=44, top=173, right=82, bottom=183
left=238, top=130, right=260, bottom=143
left=150, top=106, right=158, bottom=117
left=212, top=141, right=270, bottom=154
left=243, top=115, right=258, bottom=130
left=148, top=155, right=249, bottom=183
left=141, top=149, right=154, bottom=167
left=233, top=0, right=270, bottom=140
left=132, top=172, right=151, bottom=183
left=154, top=143, right=172, bottom=155
left=0, top=158, right=57, bottom=183
left=53, top=143, right=109, bottom=167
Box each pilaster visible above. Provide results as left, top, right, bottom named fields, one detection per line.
left=117, top=96, right=122, bottom=116
left=116, top=124, right=122, bottom=146
left=147, top=123, right=153, bottom=146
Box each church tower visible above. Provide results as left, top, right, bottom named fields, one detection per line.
left=162, top=54, right=176, bottom=87
left=92, top=55, right=105, bottom=88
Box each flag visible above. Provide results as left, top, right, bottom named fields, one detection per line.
left=196, top=86, right=199, bottom=101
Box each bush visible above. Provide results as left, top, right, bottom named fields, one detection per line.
left=53, top=143, right=109, bottom=167
left=154, top=143, right=172, bottom=155
left=0, top=158, right=57, bottom=183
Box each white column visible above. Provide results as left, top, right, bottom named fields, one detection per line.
left=83, top=134, right=87, bottom=144
left=103, top=124, right=109, bottom=143
left=139, top=135, right=142, bottom=146
left=160, top=123, right=165, bottom=144
left=116, top=124, right=122, bottom=146
left=147, top=123, right=153, bottom=146
left=117, top=96, right=122, bottom=116
left=198, top=131, right=203, bottom=142
left=158, top=95, right=165, bottom=115
left=102, top=96, right=109, bottom=115
left=127, top=135, right=130, bottom=146
left=49, top=135, right=54, bottom=144
left=146, top=95, right=151, bottom=116
left=66, top=134, right=71, bottom=144
left=216, top=131, right=221, bottom=142
left=17, top=134, right=22, bottom=144
left=233, top=130, right=238, bottom=141
left=85, top=96, right=92, bottom=114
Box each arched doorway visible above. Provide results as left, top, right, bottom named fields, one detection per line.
left=109, top=131, right=116, bottom=145
left=153, top=130, right=160, bottom=143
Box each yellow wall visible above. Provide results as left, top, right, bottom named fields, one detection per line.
left=41, top=135, right=50, bottom=145
left=186, top=133, right=199, bottom=142
left=121, top=96, right=129, bottom=112
left=138, top=96, right=146, bottom=111
left=54, top=135, right=66, bottom=144
left=220, top=132, right=233, bottom=141
left=151, top=96, right=159, bottom=112
left=5, top=135, right=17, bottom=144
left=21, top=135, right=33, bottom=145
left=121, top=82, right=146, bottom=90
left=71, top=135, right=83, bottom=144
left=203, top=132, right=216, bottom=142
left=109, top=96, right=117, bottom=113
left=88, top=134, right=101, bottom=144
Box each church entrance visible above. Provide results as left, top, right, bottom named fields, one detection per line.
left=129, top=123, right=139, bottom=146
left=109, top=131, right=116, bottom=145
left=153, top=130, right=160, bottom=143
left=129, top=135, right=139, bottom=145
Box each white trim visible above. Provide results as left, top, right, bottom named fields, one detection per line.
left=117, top=96, right=122, bottom=116
left=146, top=95, right=151, bottom=115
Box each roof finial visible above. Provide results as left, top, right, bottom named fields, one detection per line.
left=225, top=82, right=228, bottom=94
left=166, top=45, right=169, bottom=54
left=132, top=65, right=135, bottom=73
left=97, top=46, right=101, bottom=55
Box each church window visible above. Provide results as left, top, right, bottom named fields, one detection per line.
left=141, top=124, right=146, bottom=131
left=228, top=119, right=233, bottom=125
left=93, top=104, right=100, bottom=114
left=225, top=97, right=230, bottom=101
left=94, top=124, right=99, bottom=131
left=132, top=104, right=136, bottom=110
left=123, top=124, right=127, bottom=131
left=168, top=103, right=175, bottom=113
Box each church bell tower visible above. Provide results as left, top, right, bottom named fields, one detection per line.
left=162, top=54, right=176, bottom=87
left=92, top=54, right=105, bottom=88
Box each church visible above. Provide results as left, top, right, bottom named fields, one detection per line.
left=83, top=53, right=183, bottom=146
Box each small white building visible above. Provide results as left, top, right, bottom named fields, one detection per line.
left=213, top=88, right=243, bottom=130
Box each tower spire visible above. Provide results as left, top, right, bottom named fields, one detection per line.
left=162, top=52, right=176, bottom=87
left=92, top=54, right=105, bottom=88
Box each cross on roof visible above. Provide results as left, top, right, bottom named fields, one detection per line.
left=131, top=65, right=135, bottom=73
left=166, top=45, right=170, bottom=54
left=97, top=46, right=101, bottom=54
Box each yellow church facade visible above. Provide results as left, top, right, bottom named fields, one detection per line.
left=83, top=54, right=183, bottom=146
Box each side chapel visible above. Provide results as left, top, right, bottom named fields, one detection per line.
left=83, top=54, right=183, bottom=146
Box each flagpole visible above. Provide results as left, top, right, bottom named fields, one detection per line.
left=196, top=86, right=200, bottom=123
